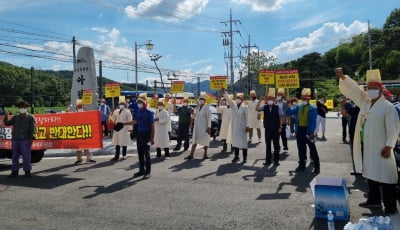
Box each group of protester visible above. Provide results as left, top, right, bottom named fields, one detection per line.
left=4, top=67, right=399, bottom=215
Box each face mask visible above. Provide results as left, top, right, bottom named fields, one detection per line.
left=100, top=102, right=105, bottom=105
left=19, top=108, right=27, bottom=114
left=267, top=100, right=273, bottom=105
left=126, top=100, right=130, bottom=103
left=137, top=103, right=144, bottom=109
left=367, top=89, right=380, bottom=99
left=292, top=102, right=297, bottom=106
left=220, top=102, right=226, bottom=106
left=119, top=105, right=125, bottom=110
left=183, top=103, right=188, bottom=106
left=199, top=100, right=205, bottom=105
left=235, top=99, right=242, bottom=104
left=77, top=108, right=84, bottom=112
left=158, top=106, right=163, bottom=110
left=276, top=96, right=282, bottom=100
left=301, top=101, right=308, bottom=105
left=319, top=100, right=324, bottom=104
left=346, top=100, right=351, bottom=103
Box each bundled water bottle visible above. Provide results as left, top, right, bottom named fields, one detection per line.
left=327, top=210, right=335, bottom=230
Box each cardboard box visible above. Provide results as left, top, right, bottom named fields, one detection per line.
left=310, top=176, right=349, bottom=221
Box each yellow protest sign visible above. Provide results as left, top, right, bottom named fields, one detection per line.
left=325, top=99, right=334, bottom=109
left=309, top=99, right=316, bottom=107
left=81, top=89, right=93, bottom=105
left=210, top=76, right=227, bottom=90
left=171, top=81, right=185, bottom=93
left=205, top=93, right=217, bottom=105
left=275, top=69, right=299, bottom=88
left=148, top=97, right=158, bottom=108
left=258, top=70, right=275, bottom=84
left=105, top=83, right=120, bottom=98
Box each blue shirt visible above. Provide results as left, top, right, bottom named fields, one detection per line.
left=128, top=102, right=139, bottom=119
left=287, top=103, right=317, bottom=135
left=98, top=104, right=111, bottom=121
left=135, top=108, right=154, bottom=133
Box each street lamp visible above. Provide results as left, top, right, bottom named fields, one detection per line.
left=135, top=40, right=154, bottom=98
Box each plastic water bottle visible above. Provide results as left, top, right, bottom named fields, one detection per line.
left=327, top=210, right=335, bottom=230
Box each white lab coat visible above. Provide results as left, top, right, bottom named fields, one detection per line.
left=192, top=104, right=211, bottom=146
left=339, top=76, right=400, bottom=184
left=217, top=105, right=232, bottom=141
left=111, top=108, right=133, bottom=146
left=224, top=93, right=248, bottom=149
left=165, top=101, right=174, bottom=132
left=154, top=109, right=170, bottom=148
left=247, top=99, right=262, bottom=129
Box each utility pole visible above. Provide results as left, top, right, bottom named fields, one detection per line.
left=241, top=35, right=257, bottom=95
left=221, top=9, right=240, bottom=93
left=30, top=66, right=34, bottom=114
left=99, top=60, right=103, bottom=99
left=368, top=20, right=372, bottom=70
left=197, top=77, right=200, bottom=97
left=72, top=36, right=76, bottom=65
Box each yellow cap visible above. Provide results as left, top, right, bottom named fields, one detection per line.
left=267, top=88, right=276, bottom=97
left=366, top=69, right=382, bottom=84
left=277, top=88, right=285, bottom=95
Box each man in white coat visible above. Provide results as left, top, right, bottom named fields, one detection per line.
left=223, top=89, right=249, bottom=163
left=217, top=97, right=232, bottom=152
left=110, top=101, right=133, bottom=161
left=184, top=95, right=211, bottom=160
left=337, top=68, right=400, bottom=215
left=247, top=90, right=262, bottom=143
left=154, top=100, right=171, bottom=158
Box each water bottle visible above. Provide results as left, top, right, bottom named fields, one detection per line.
left=327, top=210, right=335, bottom=230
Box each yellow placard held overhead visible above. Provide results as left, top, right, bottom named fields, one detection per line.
left=275, top=69, right=299, bottom=88
left=309, top=100, right=316, bottom=107
left=81, top=89, right=93, bottom=105
left=325, top=100, right=334, bottom=109
left=105, top=83, right=121, bottom=98
left=171, top=81, right=185, bottom=93
left=210, top=76, right=227, bottom=90
left=258, top=70, right=275, bottom=84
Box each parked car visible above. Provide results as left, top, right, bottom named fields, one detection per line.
left=170, top=104, right=220, bottom=140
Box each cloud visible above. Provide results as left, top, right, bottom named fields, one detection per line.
left=124, top=0, right=209, bottom=22
left=231, top=0, right=286, bottom=12
left=91, top=27, right=109, bottom=33
left=272, top=20, right=368, bottom=62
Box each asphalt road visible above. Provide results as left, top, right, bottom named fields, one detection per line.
left=0, top=112, right=399, bottom=230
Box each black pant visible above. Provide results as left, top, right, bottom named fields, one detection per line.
left=279, top=124, right=288, bottom=148
left=137, top=131, right=151, bottom=174
left=265, top=130, right=280, bottom=163
left=342, top=117, right=348, bottom=141
left=101, top=120, right=109, bottom=136
left=176, top=122, right=190, bottom=150
left=296, top=126, right=320, bottom=169
left=367, top=179, right=398, bottom=213
left=115, top=145, right=127, bottom=158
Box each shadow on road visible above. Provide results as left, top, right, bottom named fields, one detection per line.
left=1, top=174, right=82, bottom=189
left=80, top=177, right=141, bottom=199
left=193, top=162, right=243, bottom=180
left=169, top=159, right=204, bottom=172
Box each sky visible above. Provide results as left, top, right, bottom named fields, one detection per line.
left=0, top=0, right=398, bottom=87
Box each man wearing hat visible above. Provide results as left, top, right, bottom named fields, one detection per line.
left=276, top=88, right=289, bottom=150
left=173, top=98, right=193, bottom=152
left=247, top=90, right=262, bottom=143
left=154, top=99, right=171, bottom=158
left=4, top=101, right=36, bottom=177
left=222, top=89, right=249, bottom=163
left=98, top=98, right=111, bottom=137
left=110, top=100, right=133, bottom=161
left=129, top=96, right=154, bottom=179
left=337, top=68, right=400, bottom=215
left=256, top=88, right=284, bottom=166
left=287, top=88, right=320, bottom=174
left=184, top=95, right=211, bottom=160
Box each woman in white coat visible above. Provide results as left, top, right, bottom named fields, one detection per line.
left=110, top=101, right=133, bottom=161
left=217, top=97, right=232, bottom=152
left=154, top=101, right=171, bottom=158
left=223, top=89, right=249, bottom=163
left=337, top=68, right=400, bottom=215
left=185, top=96, right=211, bottom=160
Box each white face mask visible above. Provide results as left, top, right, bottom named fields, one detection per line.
left=100, top=102, right=105, bottom=105
left=199, top=100, right=205, bottom=105
left=301, top=101, right=308, bottom=105
left=235, top=99, right=242, bottom=104
left=119, top=105, right=125, bottom=110
left=77, top=108, right=84, bottom=112
left=267, top=100, right=273, bottom=105
left=19, top=108, right=27, bottom=114
left=276, top=96, right=282, bottom=100
left=137, top=103, right=144, bottom=109
left=158, top=106, right=164, bottom=110
left=367, top=89, right=380, bottom=99
left=183, top=103, right=188, bottom=106
left=292, top=102, right=297, bottom=106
